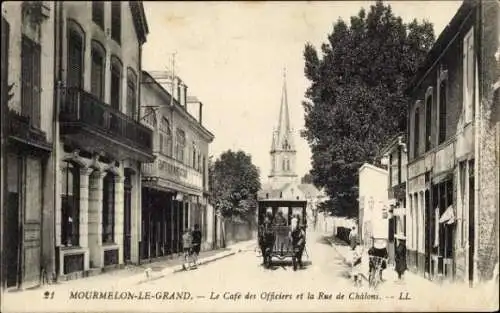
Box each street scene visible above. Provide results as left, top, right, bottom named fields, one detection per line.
left=1, top=1, right=499, bottom=312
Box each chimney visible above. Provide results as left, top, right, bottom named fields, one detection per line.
left=183, top=85, right=187, bottom=109
left=199, top=102, right=203, bottom=125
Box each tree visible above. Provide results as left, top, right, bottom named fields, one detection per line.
left=209, top=150, right=261, bottom=246
left=301, top=1, right=434, bottom=217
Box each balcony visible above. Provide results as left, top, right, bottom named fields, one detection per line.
left=7, top=109, right=51, bottom=153
left=142, top=154, right=203, bottom=196
left=60, top=87, right=153, bottom=162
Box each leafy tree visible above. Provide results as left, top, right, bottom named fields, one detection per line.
left=301, top=1, right=434, bottom=217
left=209, top=150, right=261, bottom=246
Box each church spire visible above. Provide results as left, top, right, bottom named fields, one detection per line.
left=277, top=67, right=290, bottom=136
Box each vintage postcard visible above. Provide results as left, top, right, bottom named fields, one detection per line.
left=1, top=1, right=499, bottom=312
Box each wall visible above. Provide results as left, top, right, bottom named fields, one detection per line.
left=477, top=0, right=500, bottom=282
left=359, top=165, right=388, bottom=243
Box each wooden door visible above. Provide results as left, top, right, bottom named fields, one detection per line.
left=123, top=173, right=132, bottom=262
left=23, top=156, right=42, bottom=288
left=5, top=154, right=21, bottom=288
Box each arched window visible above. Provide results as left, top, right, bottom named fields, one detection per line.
left=61, top=161, right=80, bottom=246
left=159, top=117, right=172, bottom=156
left=176, top=128, right=186, bottom=163
left=424, top=87, right=433, bottom=151
left=67, top=20, right=85, bottom=89
left=110, top=56, right=122, bottom=111
left=127, top=68, right=138, bottom=120
left=102, top=172, right=115, bottom=244
left=91, top=40, right=106, bottom=100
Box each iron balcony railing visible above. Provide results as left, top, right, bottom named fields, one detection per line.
left=60, top=87, right=152, bottom=153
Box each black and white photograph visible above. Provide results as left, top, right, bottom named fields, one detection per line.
left=1, top=1, right=499, bottom=312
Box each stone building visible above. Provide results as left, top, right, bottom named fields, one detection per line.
left=1, top=2, right=55, bottom=290
left=258, top=71, right=325, bottom=226
left=140, top=71, right=214, bottom=261
left=405, top=0, right=499, bottom=285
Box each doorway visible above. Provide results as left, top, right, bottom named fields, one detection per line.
left=5, top=154, right=21, bottom=288
left=123, top=171, right=132, bottom=262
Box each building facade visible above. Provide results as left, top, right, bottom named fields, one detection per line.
left=140, top=71, right=214, bottom=261
left=358, top=163, right=389, bottom=248
left=406, top=0, right=499, bottom=285
left=1, top=2, right=55, bottom=290
left=380, top=134, right=408, bottom=265
left=1, top=1, right=153, bottom=289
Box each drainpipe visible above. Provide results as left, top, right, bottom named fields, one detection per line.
left=52, top=0, right=64, bottom=282
left=472, top=0, right=482, bottom=286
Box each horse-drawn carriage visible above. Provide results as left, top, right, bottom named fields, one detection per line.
left=257, top=199, right=308, bottom=270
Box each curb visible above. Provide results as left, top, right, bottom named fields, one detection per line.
left=135, top=251, right=239, bottom=285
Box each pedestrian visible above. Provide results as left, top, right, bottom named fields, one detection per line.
left=290, top=222, right=306, bottom=270
left=349, top=225, right=359, bottom=250
left=191, top=224, right=202, bottom=269
left=182, top=228, right=193, bottom=270
left=351, top=238, right=363, bottom=287
left=394, top=234, right=407, bottom=281
left=370, top=238, right=388, bottom=282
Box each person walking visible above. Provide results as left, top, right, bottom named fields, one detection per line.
left=191, top=224, right=202, bottom=268
left=182, top=228, right=193, bottom=270
left=349, top=225, right=359, bottom=250
left=290, top=223, right=306, bottom=271
left=394, top=234, right=407, bottom=281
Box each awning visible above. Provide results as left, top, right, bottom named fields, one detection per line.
left=439, top=205, right=456, bottom=224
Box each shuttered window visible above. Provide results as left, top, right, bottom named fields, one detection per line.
left=67, top=31, right=83, bottom=89
left=92, top=1, right=104, bottom=29
left=110, top=57, right=122, bottom=110
left=463, top=28, right=474, bottom=124
left=111, top=2, right=121, bottom=44
left=126, top=69, right=137, bottom=120
left=413, top=106, right=420, bottom=158
left=176, top=129, right=186, bottom=162
left=21, top=36, right=41, bottom=128
left=439, top=79, right=447, bottom=144
left=91, top=42, right=105, bottom=100
left=159, top=117, right=172, bottom=156
left=425, top=92, right=432, bottom=151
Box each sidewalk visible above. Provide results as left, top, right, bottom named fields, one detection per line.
left=323, top=235, right=440, bottom=291
left=2, top=240, right=255, bottom=294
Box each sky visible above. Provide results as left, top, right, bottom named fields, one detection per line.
left=142, top=1, right=463, bottom=183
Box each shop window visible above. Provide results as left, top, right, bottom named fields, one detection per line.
left=91, top=41, right=105, bottom=100
left=61, top=161, right=80, bottom=246
left=111, top=2, right=121, bottom=44
left=92, top=1, right=104, bottom=29
left=102, top=172, right=115, bottom=244
left=126, top=68, right=137, bottom=120
left=21, top=35, right=41, bottom=128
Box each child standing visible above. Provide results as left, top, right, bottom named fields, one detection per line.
left=351, top=239, right=363, bottom=287
left=182, top=229, right=193, bottom=270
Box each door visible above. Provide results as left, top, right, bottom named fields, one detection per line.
left=5, top=154, right=21, bottom=288
left=424, top=190, right=430, bottom=276
left=123, top=173, right=132, bottom=262
left=468, top=162, right=475, bottom=285
left=23, top=156, right=42, bottom=288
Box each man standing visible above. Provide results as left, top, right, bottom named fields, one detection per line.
left=191, top=224, right=202, bottom=268
left=291, top=224, right=306, bottom=271
left=182, top=228, right=193, bottom=270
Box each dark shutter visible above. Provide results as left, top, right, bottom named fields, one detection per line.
left=21, top=36, right=41, bottom=128
left=425, top=95, right=432, bottom=151
left=32, top=42, right=41, bottom=128
left=439, top=80, right=447, bottom=144
left=414, top=107, right=420, bottom=158
left=111, top=2, right=121, bottom=44
left=111, top=65, right=121, bottom=110
left=92, top=2, right=104, bottom=29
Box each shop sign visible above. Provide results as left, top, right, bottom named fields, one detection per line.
left=408, top=174, right=425, bottom=192
left=434, top=142, right=455, bottom=174
left=408, top=159, right=425, bottom=179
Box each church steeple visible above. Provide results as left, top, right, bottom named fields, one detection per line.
left=269, top=68, right=297, bottom=183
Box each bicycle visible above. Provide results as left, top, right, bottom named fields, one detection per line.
left=368, top=256, right=388, bottom=289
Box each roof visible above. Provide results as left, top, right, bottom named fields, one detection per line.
left=358, top=163, right=388, bottom=175
left=405, top=1, right=476, bottom=95
left=297, top=183, right=322, bottom=198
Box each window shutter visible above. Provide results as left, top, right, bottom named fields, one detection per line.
left=32, top=43, right=41, bottom=128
